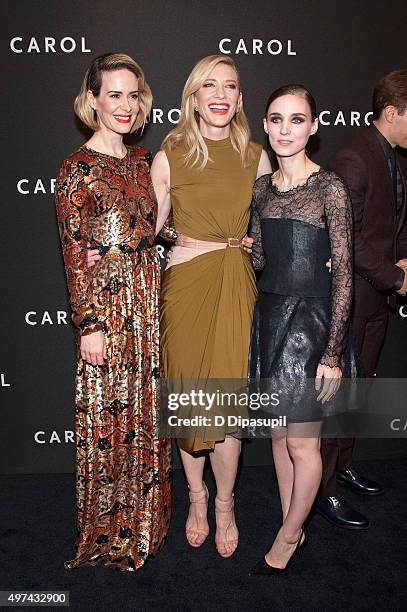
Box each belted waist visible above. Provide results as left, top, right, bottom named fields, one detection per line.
left=91, top=238, right=153, bottom=256
left=175, top=234, right=241, bottom=249
left=165, top=234, right=242, bottom=271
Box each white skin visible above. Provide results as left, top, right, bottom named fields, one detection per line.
left=152, top=63, right=272, bottom=557
left=261, top=93, right=339, bottom=569
left=374, top=106, right=407, bottom=295
left=81, top=69, right=140, bottom=366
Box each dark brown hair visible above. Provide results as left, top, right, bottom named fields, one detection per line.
left=372, top=69, right=407, bottom=120
left=264, top=84, right=317, bottom=120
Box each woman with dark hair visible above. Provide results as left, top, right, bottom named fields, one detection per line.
left=55, top=53, right=171, bottom=571
left=249, top=85, right=358, bottom=574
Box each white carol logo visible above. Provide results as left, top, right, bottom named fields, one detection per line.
left=10, top=36, right=91, bottom=53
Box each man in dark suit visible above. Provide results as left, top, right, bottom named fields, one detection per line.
left=318, top=69, right=407, bottom=528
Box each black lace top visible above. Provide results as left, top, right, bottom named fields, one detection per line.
left=250, top=168, right=353, bottom=368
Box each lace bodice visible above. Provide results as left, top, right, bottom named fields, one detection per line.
left=250, top=168, right=353, bottom=368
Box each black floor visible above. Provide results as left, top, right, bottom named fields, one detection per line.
left=1, top=457, right=407, bottom=611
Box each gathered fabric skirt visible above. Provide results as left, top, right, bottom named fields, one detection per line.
left=160, top=248, right=257, bottom=453
left=249, top=291, right=361, bottom=423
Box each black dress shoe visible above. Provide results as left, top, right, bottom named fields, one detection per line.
left=337, top=469, right=383, bottom=496
left=316, top=496, right=369, bottom=529
left=249, top=527, right=305, bottom=576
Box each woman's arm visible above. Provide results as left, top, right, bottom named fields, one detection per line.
left=151, top=150, right=172, bottom=236
left=320, top=176, right=353, bottom=369
left=55, top=158, right=106, bottom=365
left=241, top=151, right=272, bottom=252
left=248, top=183, right=265, bottom=271
left=256, top=150, right=272, bottom=179
left=314, top=176, right=353, bottom=402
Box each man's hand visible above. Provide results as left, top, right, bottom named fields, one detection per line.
left=80, top=330, right=107, bottom=366
left=241, top=235, right=253, bottom=253
left=86, top=242, right=101, bottom=268
left=396, top=258, right=407, bottom=271
left=396, top=259, right=407, bottom=295
left=396, top=259, right=407, bottom=296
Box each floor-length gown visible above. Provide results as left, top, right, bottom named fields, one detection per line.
left=160, top=137, right=262, bottom=452
left=56, top=145, right=171, bottom=571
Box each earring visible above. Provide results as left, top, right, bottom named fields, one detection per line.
left=236, top=104, right=241, bottom=114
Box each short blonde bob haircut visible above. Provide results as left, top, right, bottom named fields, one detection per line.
left=74, top=52, right=152, bottom=133
left=162, top=55, right=255, bottom=169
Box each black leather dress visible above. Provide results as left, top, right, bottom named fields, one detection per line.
left=249, top=169, right=361, bottom=422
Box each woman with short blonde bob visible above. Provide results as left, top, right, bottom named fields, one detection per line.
left=153, top=54, right=271, bottom=557
left=56, top=53, right=171, bottom=572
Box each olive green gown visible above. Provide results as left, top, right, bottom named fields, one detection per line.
left=160, top=137, right=262, bottom=453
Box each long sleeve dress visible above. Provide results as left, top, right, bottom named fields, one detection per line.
left=55, top=145, right=171, bottom=571
left=249, top=168, right=360, bottom=421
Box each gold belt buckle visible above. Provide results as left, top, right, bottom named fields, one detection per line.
left=227, top=237, right=240, bottom=248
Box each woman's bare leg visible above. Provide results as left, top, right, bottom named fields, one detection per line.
left=209, top=436, right=241, bottom=557
left=180, top=448, right=209, bottom=546
left=265, top=422, right=322, bottom=568
left=271, top=427, right=293, bottom=520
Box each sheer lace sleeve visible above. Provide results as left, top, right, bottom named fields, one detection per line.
left=249, top=178, right=266, bottom=271
left=320, top=174, right=353, bottom=368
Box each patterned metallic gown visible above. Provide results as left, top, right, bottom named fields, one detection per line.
left=56, top=145, right=171, bottom=571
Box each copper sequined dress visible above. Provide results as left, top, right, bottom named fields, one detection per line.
left=55, top=145, right=171, bottom=571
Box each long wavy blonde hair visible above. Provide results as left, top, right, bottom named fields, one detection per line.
left=162, top=55, right=255, bottom=169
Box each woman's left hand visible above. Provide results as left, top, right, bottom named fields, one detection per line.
left=315, top=363, right=342, bottom=403
left=240, top=235, right=253, bottom=253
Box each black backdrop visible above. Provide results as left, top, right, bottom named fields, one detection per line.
left=2, top=0, right=406, bottom=474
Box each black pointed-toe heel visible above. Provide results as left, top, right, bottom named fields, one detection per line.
left=249, top=527, right=305, bottom=576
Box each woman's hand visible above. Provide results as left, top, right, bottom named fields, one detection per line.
left=240, top=235, right=253, bottom=253
left=166, top=246, right=175, bottom=263
left=315, top=363, right=342, bottom=403
left=80, top=330, right=107, bottom=366
left=326, top=258, right=332, bottom=273
left=86, top=242, right=101, bottom=268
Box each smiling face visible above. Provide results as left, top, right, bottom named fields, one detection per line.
left=264, top=93, right=318, bottom=158
left=87, top=69, right=140, bottom=135
left=193, top=62, right=242, bottom=137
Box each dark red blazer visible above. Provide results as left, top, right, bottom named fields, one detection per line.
left=329, top=128, right=407, bottom=292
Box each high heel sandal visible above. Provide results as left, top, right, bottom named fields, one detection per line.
left=214, top=494, right=239, bottom=558
left=250, top=526, right=305, bottom=575
left=185, top=482, right=209, bottom=547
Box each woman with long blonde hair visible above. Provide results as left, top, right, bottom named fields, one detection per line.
left=153, top=55, right=271, bottom=557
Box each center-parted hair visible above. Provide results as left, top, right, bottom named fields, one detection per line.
left=162, top=55, right=256, bottom=169
left=264, top=84, right=317, bottom=121
left=74, top=52, right=153, bottom=133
